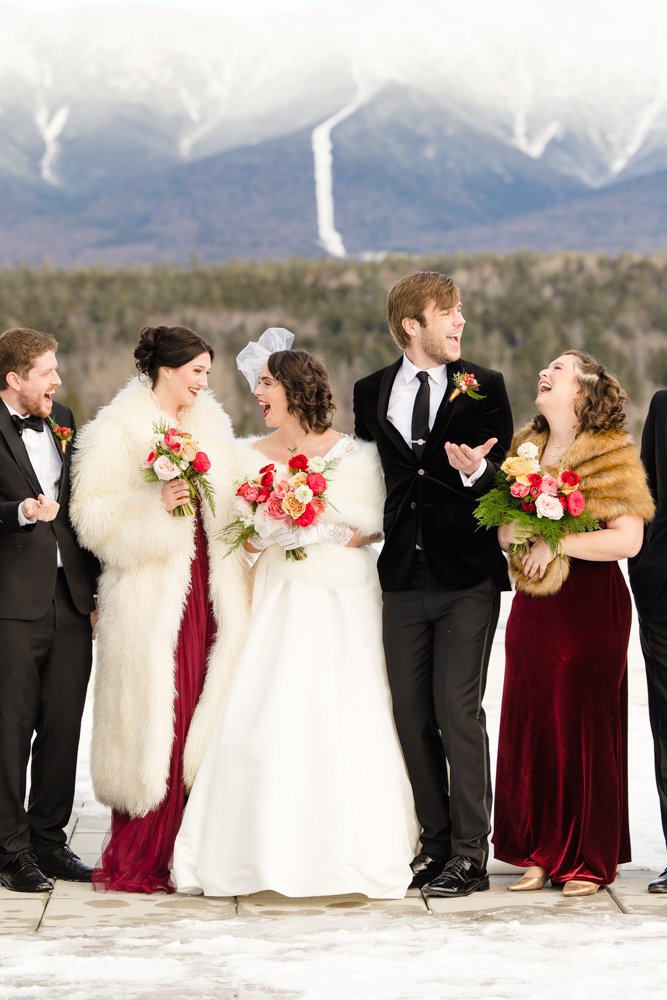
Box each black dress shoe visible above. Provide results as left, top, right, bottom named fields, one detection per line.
left=422, top=855, right=489, bottom=897
left=648, top=867, right=667, bottom=893
left=409, top=852, right=448, bottom=889
left=37, top=845, right=93, bottom=883
left=0, top=850, right=54, bottom=893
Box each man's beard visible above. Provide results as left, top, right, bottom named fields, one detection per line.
left=420, top=327, right=461, bottom=366
left=18, top=386, right=53, bottom=418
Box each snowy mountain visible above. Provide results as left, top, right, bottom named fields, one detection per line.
left=1, top=0, right=666, bottom=265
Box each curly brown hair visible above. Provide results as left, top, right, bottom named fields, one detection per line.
left=267, top=350, right=336, bottom=433
left=532, top=350, right=627, bottom=434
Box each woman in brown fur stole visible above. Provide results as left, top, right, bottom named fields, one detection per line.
left=493, top=351, right=654, bottom=897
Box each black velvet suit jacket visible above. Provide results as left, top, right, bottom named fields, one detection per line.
left=629, top=389, right=667, bottom=616
left=353, top=356, right=513, bottom=592
left=0, top=398, right=98, bottom=620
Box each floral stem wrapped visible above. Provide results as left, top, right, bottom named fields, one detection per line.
left=474, top=441, right=600, bottom=554
left=142, top=420, right=215, bottom=517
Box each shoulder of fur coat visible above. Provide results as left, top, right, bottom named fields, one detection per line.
left=509, top=423, right=655, bottom=597
left=234, top=434, right=384, bottom=536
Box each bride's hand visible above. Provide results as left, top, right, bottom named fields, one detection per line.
left=521, top=537, right=555, bottom=579
left=161, top=479, right=191, bottom=512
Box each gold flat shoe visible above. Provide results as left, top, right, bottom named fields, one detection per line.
left=508, top=871, right=548, bottom=892
left=562, top=880, right=600, bottom=897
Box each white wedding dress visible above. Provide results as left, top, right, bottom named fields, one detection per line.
left=172, top=435, right=418, bottom=898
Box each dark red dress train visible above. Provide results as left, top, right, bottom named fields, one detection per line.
left=493, top=558, right=631, bottom=885
left=93, top=512, right=217, bottom=893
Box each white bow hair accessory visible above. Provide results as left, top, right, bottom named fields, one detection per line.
left=236, top=327, right=296, bottom=390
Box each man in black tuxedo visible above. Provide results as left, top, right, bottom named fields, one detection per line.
left=0, top=327, right=98, bottom=892
left=354, top=272, right=512, bottom=897
left=629, top=389, right=667, bottom=892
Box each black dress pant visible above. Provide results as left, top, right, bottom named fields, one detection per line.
left=0, top=570, right=92, bottom=868
left=382, top=556, right=500, bottom=869
left=638, top=612, right=667, bottom=849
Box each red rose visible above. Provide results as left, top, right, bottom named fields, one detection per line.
left=307, top=472, right=327, bottom=495
left=295, top=503, right=316, bottom=527
left=59, top=426, right=72, bottom=436
left=259, top=463, right=275, bottom=475
left=528, top=473, right=542, bottom=487
left=560, top=469, right=579, bottom=487
left=529, top=486, right=540, bottom=498
left=193, top=451, right=211, bottom=473
left=559, top=495, right=568, bottom=508
left=567, top=489, right=586, bottom=516
left=146, top=449, right=157, bottom=464
left=288, top=453, right=309, bottom=471
left=521, top=501, right=536, bottom=512
left=256, top=487, right=271, bottom=503
left=261, top=470, right=275, bottom=487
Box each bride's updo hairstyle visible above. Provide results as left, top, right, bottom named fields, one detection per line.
left=134, top=325, right=214, bottom=385
left=267, top=350, right=336, bottom=433
left=532, top=349, right=627, bottom=435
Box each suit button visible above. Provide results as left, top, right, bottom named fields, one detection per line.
left=418, top=468, right=425, bottom=476
left=410, top=502, right=416, bottom=509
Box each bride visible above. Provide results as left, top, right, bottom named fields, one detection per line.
left=172, top=330, right=418, bottom=898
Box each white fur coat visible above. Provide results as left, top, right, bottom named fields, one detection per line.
left=70, top=377, right=251, bottom=817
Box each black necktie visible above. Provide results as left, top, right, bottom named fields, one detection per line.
left=11, top=413, right=44, bottom=435
left=411, top=371, right=430, bottom=458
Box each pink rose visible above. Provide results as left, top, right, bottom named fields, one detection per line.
left=510, top=481, right=530, bottom=498
left=273, top=479, right=290, bottom=499
left=311, top=497, right=325, bottom=517
left=535, top=493, right=564, bottom=521
left=193, top=451, right=211, bottom=474
left=306, top=472, right=327, bottom=495
left=540, top=473, right=559, bottom=496
left=266, top=492, right=289, bottom=520
left=567, top=489, right=586, bottom=516
left=153, top=455, right=180, bottom=481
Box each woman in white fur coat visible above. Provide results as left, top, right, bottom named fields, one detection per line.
left=70, top=325, right=249, bottom=893
left=173, top=342, right=418, bottom=899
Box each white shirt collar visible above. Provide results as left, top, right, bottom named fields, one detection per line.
left=401, top=354, right=447, bottom=385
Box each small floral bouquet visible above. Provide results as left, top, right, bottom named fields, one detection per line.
left=474, top=441, right=600, bottom=554
left=221, top=452, right=337, bottom=560
left=48, top=417, right=73, bottom=454
left=449, top=371, right=485, bottom=402
left=142, top=420, right=215, bottom=517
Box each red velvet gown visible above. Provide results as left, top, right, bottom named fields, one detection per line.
left=93, top=511, right=216, bottom=893
left=493, top=558, right=631, bottom=885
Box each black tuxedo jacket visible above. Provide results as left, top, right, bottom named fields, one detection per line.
left=0, top=398, right=98, bottom=620
left=354, top=356, right=513, bottom=592
left=629, top=389, right=667, bottom=615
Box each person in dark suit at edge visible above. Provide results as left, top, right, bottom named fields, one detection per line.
left=353, top=272, right=513, bottom=897
left=0, top=327, right=98, bottom=892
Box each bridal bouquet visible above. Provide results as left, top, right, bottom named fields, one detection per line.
left=221, top=452, right=337, bottom=560
left=143, top=420, right=215, bottom=517
left=474, top=441, right=600, bottom=554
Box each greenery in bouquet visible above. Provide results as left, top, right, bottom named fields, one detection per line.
left=142, top=419, right=215, bottom=517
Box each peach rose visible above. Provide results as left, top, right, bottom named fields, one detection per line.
left=282, top=493, right=307, bottom=520
left=501, top=455, right=539, bottom=479
left=180, top=439, right=198, bottom=462
left=289, top=472, right=308, bottom=489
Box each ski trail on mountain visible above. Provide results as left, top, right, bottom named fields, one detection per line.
left=35, top=104, right=70, bottom=184
left=312, top=88, right=365, bottom=258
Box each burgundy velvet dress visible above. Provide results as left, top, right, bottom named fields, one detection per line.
left=493, top=557, right=631, bottom=885
left=93, top=511, right=217, bottom=894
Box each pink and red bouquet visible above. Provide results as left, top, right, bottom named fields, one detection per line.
left=221, top=452, right=337, bottom=560
left=142, top=419, right=215, bottom=517
left=474, top=440, right=599, bottom=553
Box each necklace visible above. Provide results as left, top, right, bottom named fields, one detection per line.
left=281, top=429, right=310, bottom=454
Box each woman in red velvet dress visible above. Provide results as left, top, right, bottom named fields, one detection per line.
left=71, top=326, right=249, bottom=893
left=493, top=350, right=654, bottom=897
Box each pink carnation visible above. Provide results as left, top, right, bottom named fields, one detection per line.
left=510, top=481, right=530, bottom=498
left=244, top=485, right=259, bottom=503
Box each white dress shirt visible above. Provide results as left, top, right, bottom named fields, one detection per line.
left=9, top=403, right=63, bottom=565
left=387, top=355, right=485, bottom=485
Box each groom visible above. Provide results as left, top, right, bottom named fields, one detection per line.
left=0, top=327, right=98, bottom=892
left=353, top=272, right=513, bottom=897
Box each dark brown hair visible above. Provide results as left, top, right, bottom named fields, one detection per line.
left=267, top=350, right=336, bottom=433
left=532, top=349, right=627, bottom=434
left=0, top=327, right=58, bottom=387
left=387, top=272, right=460, bottom=349
left=134, top=325, right=214, bottom=385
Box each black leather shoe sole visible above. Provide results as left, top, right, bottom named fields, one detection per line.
left=422, top=874, right=490, bottom=897
left=648, top=880, right=667, bottom=893
left=0, top=871, right=53, bottom=893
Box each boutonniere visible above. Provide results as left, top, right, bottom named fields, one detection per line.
left=449, top=371, right=485, bottom=402
left=48, top=417, right=74, bottom=454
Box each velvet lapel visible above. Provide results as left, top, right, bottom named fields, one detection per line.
left=377, top=357, right=415, bottom=460
left=47, top=419, right=66, bottom=502
left=422, top=358, right=464, bottom=459
left=0, top=398, right=43, bottom=496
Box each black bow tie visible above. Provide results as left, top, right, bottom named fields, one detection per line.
left=11, top=413, right=45, bottom=435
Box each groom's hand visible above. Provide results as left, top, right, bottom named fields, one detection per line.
left=444, top=437, right=498, bottom=477
left=21, top=495, right=60, bottom=522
